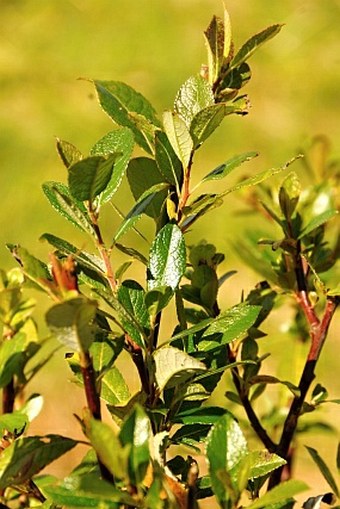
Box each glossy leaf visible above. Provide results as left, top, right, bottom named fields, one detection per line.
left=148, top=223, right=186, bottom=290
left=101, top=366, right=130, bottom=406
left=90, top=127, right=134, bottom=203
left=46, top=297, right=97, bottom=352
left=298, top=209, right=338, bottom=239
left=144, top=286, right=174, bottom=316
left=163, top=111, right=193, bottom=168
left=117, top=280, right=149, bottom=347
left=68, top=154, right=116, bottom=203
left=231, top=24, right=283, bottom=69
left=174, top=75, right=214, bottom=128
left=42, top=182, right=94, bottom=234
left=0, top=435, right=77, bottom=489
left=94, top=80, right=160, bottom=153
left=119, top=404, right=151, bottom=486
left=305, top=446, right=339, bottom=497
left=56, top=138, right=82, bottom=168
left=155, top=130, right=183, bottom=189
left=204, top=15, right=225, bottom=84
left=202, top=304, right=261, bottom=342
left=206, top=412, right=248, bottom=503
left=113, top=183, right=169, bottom=242
left=247, top=480, right=309, bottom=509
left=202, top=151, right=258, bottom=183
left=190, top=104, right=225, bottom=147
left=153, top=346, right=206, bottom=391
left=127, top=157, right=168, bottom=219
left=246, top=450, right=286, bottom=479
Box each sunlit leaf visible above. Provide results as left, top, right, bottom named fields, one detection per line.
left=56, top=138, right=83, bottom=168
left=174, top=75, right=214, bottom=128
left=231, top=24, right=283, bottom=69
left=163, top=111, right=193, bottom=168
left=153, top=346, right=206, bottom=391
left=202, top=151, right=258, bottom=183
left=246, top=480, right=309, bottom=509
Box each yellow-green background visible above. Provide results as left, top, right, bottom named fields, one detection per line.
left=1, top=0, right=339, bottom=499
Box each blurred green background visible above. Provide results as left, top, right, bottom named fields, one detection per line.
left=0, top=0, right=339, bottom=495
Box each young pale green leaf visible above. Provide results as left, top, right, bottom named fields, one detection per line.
left=0, top=412, right=28, bottom=434
left=113, top=183, right=169, bottom=242
left=305, top=446, right=339, bottom=497
left=56, top=138, right=83, bottom=168
left=153, top=346, right=206, bottom=392
left=119, top=404, right=151, bottom=486
left=174, top=75, right=214, bottom=128
left=0, top=435, right=77, bottom=489
left=163, top=111, right=193, bottom=168
left=101, top=366, right=130, bottom=406
left=148, top=223, right=186, bottom=290
left=231, top=24, right=284, bottom=69
left=7, top=244, right=54, bottom=294
left=68, top=154, right=116, bottom=203
left=202, top=304, right=261, bottom=343
left=202, top=151, right=258, bottom=183
left=246, top=480, right=309, bottom=509
left=203, top=15, right=225, bottom=84
left=94, top=80, right=160, bottom=154
left=223, top=5, right=232, bottom=58
left=42, top=182, right=94, bottom=234
left=90, top=127, right=134, bottom=203
left=86, top=418, right=128, bottom=481
left=298, top=209, right=338, bottom=239
left=245, top=450, right=286, bottom=479
left=46, top=297, right=97, bottom=353
left=206, top=412, right=248, bottom=504
left=278, top=171, right=301, bottom=220
left=155, top=130, right=183, bottom=189
left=127, top=157, right=168, bottom=220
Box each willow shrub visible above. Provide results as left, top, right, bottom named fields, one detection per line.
left=0, top=6, right=339, bottom=509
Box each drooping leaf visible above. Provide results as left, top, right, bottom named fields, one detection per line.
left=119, top=404, right=151, bottom=486
left=127, top=157, right=168, bottom=220
left=56, top=138, right=83, bottom=168
left=246, top=480, right=309, bottom=509
left=203, top=15, right=225, bottom=84
left=148, top=223, right=186, bottom=290
left=202, top=151, right=258, bottom=183
left=231, top=24, right=284, bottom=69
left=155, top=130, right=183, bottom=189
left=206, top=412, right=248, bottom=504
left=68, top=154, right=117, bottom=203
left=46, top=297, right=97, bottom=352
left=113, top=183, right=169, bottom=242
left=42, top=182, right=94, bottom=234
left=94, top=80, right=160, bottom=153
left=163, top=111, right=193, bottom=168
left=174, top=75, right=214, bottom=128
left=115, top=243, right=148, bottom=266
left=90, top=127, right=134, bottom=203
left=305, top=446, right=339, bottom=497
left=298, top=210, right=338, bottom=239
left=0, top=435, right=77, bottom=489
left=153, top=346, right=206, bottom=391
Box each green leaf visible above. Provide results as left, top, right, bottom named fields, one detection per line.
left=231, top=24, right=284, bottom=69
left=305, top=446, right=339, bottom=497
left=148, top=223, right=186, bottom=290
left=206, top=412, right=248, bottom=504
left=250, top=375, right=300, bottom=397
left=0, top=412, right=28, bottom=434
left=119, top=404, right=151, bottom=486
left=203, top=15, right=225, bottom=84
left=174, top=406, right=226, bottom=425
left=86, top=418, right=128, bottom=481
left=46, top=297, right=97, bottom=352
left=190, top=104, right=226, bottom=148
left=181, top=193, right=224, bottom=230
left=278, top=171, right=301, bottom=220
left=155, top=130, right=183, bottom=189
left=163, top=111, right=193, bottom=168
left=127, top=157, right=168, bottom=220
left=115, top=243, right=148, bottom=266
left=7, top=244, right=54, bottom=293
left=298, top=209, right=338, bottom=239
left=113, top=183, right=169, bottom=242
left=90, top=127, right=134, bottom=203
left=68, top=154, right=116, bottom=203
left=56, top=138, right=83, bottom=168
left=42, top=182, right=94, bottom=234
left=117, top=280, right=149, bottom=348
left=245, top=450, right=286, bottom=479
left=246, top=480, right=309, bottom=509
left=202, top=304, right=261, bottom=343
left=153, top=346, right=206, bottom=391
left=202, top=151, right=258, bottom=183
left=144, top=286, right=174, bottom=316
left=174, top=75, right=214, bottom=128
left=0, top=435, right=77, bottom=489
left=101, top=366, right=130, bottom=406
left=94, top=80, right=160, bottom=154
